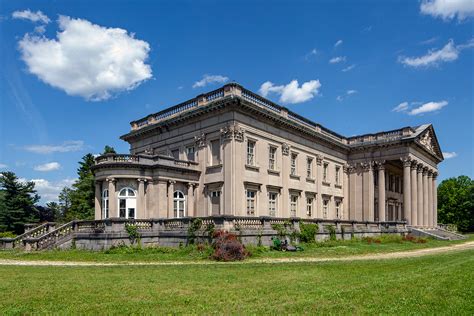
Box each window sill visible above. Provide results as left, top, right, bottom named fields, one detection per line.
left=267, top=169, right=280, bottom=176
left=306, top=177, right=315, bottom=183
left=245, top=164, right=260, bottom=172
left=290, top=174, right=300, bottom=180
left=335, top=184, right=342, bottom=189
left=322, top=181, right=331, bottom=186
left=206, top=164, right=222, bottom=171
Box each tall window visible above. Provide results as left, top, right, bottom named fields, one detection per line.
left=247, top=140, right=256, bottom=166
left=290, top=195, right=298, bottom=217
left=395, top=176, right=400, bottom=193
left=268, top=146, right=277, bottom=170
left=307, top=157, right=313, bottom=178
left=322, top=199, right=329, bottom=219
left=210, top=190, right=221, bottom=215
left=335, top=200, right=342, bottom=219
left=186, top=146, right=195, bottom=161
left=268, top=192, right=277, bottom=216
left=246, top=190, right=256, bottom=215
left=323, top=162, right=329, bottom=182
left=102, top=189, right=109, bottom=219
left=290, top=153, right=297, bottom=176
left=118, top=188, right=136, bottom=219
left=173, top=191, right=186, bottom=218
left=389, top=174, right=394, bottom=191
left=335, top=166, right=341, bottom=185
left=211, top=139, right=221, bottom=165
left=306, top=197, right=313, bottom=217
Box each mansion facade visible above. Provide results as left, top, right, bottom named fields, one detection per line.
left=93, top=83, right=443, bottom=227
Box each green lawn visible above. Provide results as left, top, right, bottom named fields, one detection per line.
left=0, top=250, right=473, bottom=314
left=0, top=234, right=472, bottom=263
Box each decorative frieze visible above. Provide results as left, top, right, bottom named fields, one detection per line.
left=420, top=130, right=435, bottom=153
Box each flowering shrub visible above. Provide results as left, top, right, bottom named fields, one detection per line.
left=211, top=230, right=249, bottom=261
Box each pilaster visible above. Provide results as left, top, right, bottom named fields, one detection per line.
left=95, top=181, right=102, bottom=220
left=107, top=178, right=117, bottom=218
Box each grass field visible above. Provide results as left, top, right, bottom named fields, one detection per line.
left=0, top=249, right=473, bottom=314
left=1, top=234, right=473, bottom=263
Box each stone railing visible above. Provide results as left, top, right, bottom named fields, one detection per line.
left=25, top=221, right=75, bottom=251
left=94, top=153, right=199, bottom=171
left=347, top=127, right=414, bottom=146
left=0, top=222, right=56, bottom=249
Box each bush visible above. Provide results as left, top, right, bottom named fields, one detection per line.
left=299, top=222, right=318, bottom=243
left=0, top=231, right=17, bottom=238
left=211, top=230, right=249, bottom=261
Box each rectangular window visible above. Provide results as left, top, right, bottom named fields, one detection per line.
left=323, top=199, right=329, bottom=219
left=268, top=192, right=277, bottom=216
left=323, top=162, right=329, bottom=182
left=210, top=190, right=221, bottom=215
left=211, top=140, right=221, bottom=165
left=246, top=190, right=256, bottom=215
left=335, top=201, right=342, bottom=219
left=119, top=199, right=126, bottom=218
left=171, top=149, right=180, bottom=160
left=395, top=176, right=400, bottom=193
left=307, top=157, right=313, bottom=178
left=306, top=197, right=313, bottom=217
left=335, top=166, right=341, bottom=184
left=247, top=140, right=255, bottom=166
left=268, top=146, right=277, bottom=170
left=290, top=195, right=298, bottom=217
left=389, top=174, right=394, bottom=191
left=290, top=153, right=297, bottom=176
left=186, top=146, right=195, bottom=161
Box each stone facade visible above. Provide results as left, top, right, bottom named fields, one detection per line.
left=93, top=83, right=443, bottom=227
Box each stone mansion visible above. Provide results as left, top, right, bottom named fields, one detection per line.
left=93, top=83, right=443, bottom=227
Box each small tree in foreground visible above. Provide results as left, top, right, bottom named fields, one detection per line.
left=211, top=230, right=248, bottom=261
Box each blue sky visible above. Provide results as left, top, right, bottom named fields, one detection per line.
left=0, top=0, right=473, bottom=203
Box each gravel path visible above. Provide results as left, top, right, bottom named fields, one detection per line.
left=0, top=241, right=472, bottom=267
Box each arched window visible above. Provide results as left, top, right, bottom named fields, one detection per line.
left=118, top=187, right=136, bottom=219
left=102, top=189, right=109, bottom=219
left=173, top=190, right=186, bottom=218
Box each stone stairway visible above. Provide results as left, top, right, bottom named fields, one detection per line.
left=410, top=227, right=467, bottom=241
left=0, top=222, right=56, bottom=249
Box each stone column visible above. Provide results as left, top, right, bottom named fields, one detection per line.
left=417, top=165, right=424, bottom=226
left=401, top=157, right=412, bottom=224
left=367, top=162, right=375, bottom=221
left=316, top=155, right=323, bottom=218
left=410, top=162, right=418, bottom=226
left=433, top=173, right=438, bottom=227
left=168, top=180, right=175, bottom=218
left=427, top=171, right=433, bottom=228
left=137, top=178, right=146, bottom=219
left=423, top=168, right=429, bottom=227
left=343, top=165, right=349, bottom=220
left=187, top=183, right=195, bottom=217
left=95, top=181, right=102, bottom=220
left=107, top=178, right=117, bottom=217
left=376, top=161, right=386, bottom=222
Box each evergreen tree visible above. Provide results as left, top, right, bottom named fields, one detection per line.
left=58, top=187, right=73, bottom=221
left=0, top=171, right=40, bottom=234
left=68, top=154, right=96, bottom=220
left=103, top=145, right=116, bottom=154
left=45, top=202, right=61, bottom=222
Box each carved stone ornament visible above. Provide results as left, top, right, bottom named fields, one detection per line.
left=144, top=146, right=153, bottom=155
left=220, top=123, right=244, bottom=142
left=400, top=156, right=412, bottom=167
left=374, top=160, right=386, bottom=170
left=194, top=133, right=206, bottom=148
left=282, top=143, right=290, bottom=156
left=316, top=154, right=324, bottom=165
left=420, top=130, right=434, bottom=153
left=361, top=161, right=373, bottom=171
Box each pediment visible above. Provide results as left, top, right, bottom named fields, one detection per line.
left=416, top=126, right=443, bottom=161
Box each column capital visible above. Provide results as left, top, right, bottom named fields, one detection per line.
left=411, top=160, right=419, bottom=170
left=106, top=177, right=116, bottom=183
left=417, top=164, right=424, bottom=172
left=400, top=156, right=412, bottom=167
left=168, top=180, right=176, bottom=185
left=374, top=160, right=386, bottom=170
left=361, top=160, right=374, bottom=171
left=137, top=178, right=147, bottom=183
left=422, top=166, right=429, bottom=175
left=187, top=182, right=196, bottom=188
left=432, top=171, right=438, bottom=179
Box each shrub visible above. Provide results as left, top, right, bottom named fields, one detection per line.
left=299, top=222, right=318, bottom=243
left=187, top=218, right=202, bottom=245
left=125, top=224, right=140, bottom=245
left=326, top=225, right=337, bottom=241
left=0, top=232, right=16, bottom=238
left=211, top=230, right=249, bottom=261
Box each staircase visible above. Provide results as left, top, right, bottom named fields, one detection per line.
left=24, top=221, right=76, bottom=250
left=0, top=222, right=56, bottom=249
left=410, top=227, right=467, bottom=241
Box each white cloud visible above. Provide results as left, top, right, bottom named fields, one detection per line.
left=28, top=178, right=76, bottom=203
left=419, top=37, right=438, bottom=45
left=192, top=74, right=229, bottom=88
left=442, top=152, right=458, bottom=159
left=259, top=79, right=322, bottom=104
left=420, top=0, right=474, bottom=21
left=329, top=56, right=346, bottom=64
left=24, top=140, right=85, bottom=154
left=336, top=95, right=344, bottom=102
left=337, top=90, right=357, bottom=102
left=12, top=9, right=50, bottom=24
left=341, top=64, right=356, bottom=72
left=0, top=163, right=7, bottom=169
left=334, top=40, right=343, bottom=48
left=409, top=100, right=448, bottom=115
left=392, top=101, right=409, bottom=112
left=347, top=89, right=357, bottom=95
left=399, top=39, right=474, bottom=68
left=18, top=16, right=152, bottom=101
left=304, top=48, right=318, bottom=60
left=34, top=162, right=61, bottom=172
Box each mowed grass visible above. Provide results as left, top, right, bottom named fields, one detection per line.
left=0, top=250, right=473, bottom=314
left=0, top=234, right=472, bottom=263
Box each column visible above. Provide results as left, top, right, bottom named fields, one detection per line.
left=137, top=179, right=146, bottom=219
left=168, top=180, right=175, bottom=218
left=433, top=173, right=438, bottom=227
left=187, top=183, right=195, bottom=217
left=376, top=161, right=386, bottom=222
left=423, top=168, right=429, bottom=227
left=410, top=162, right=418, bottom=226
left=95, top=181, right=102, bottom=220
left=427, top=171, right=433, bottom=228
left=417, top=165, right=423, bottom=226
left=402, top=158, right=412, bottom=224
left=315, top=155, right=323, bottom=218
left=343, top=165, right=349, bottom=220
left=107, top=178, right=117, bottom=217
